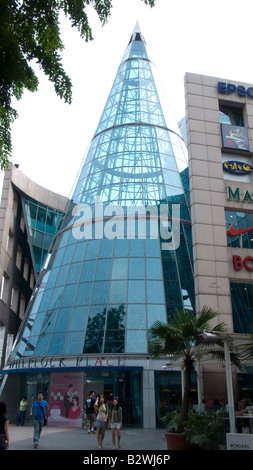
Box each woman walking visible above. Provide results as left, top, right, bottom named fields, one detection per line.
left=109, top=397, right=122, bottom=449
left=94, top=395, right=109, bottom=449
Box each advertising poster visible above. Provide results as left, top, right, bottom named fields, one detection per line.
left=47, top=372, right=84, bottom=427
left=221, top=124, right=249, bottom=151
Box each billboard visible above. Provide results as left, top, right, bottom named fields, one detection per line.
left=221, top=124, right=249, bottom=151
left=47, top=372, right=84, bottom=427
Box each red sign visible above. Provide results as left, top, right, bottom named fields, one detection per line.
left=233, top=255, right=253, bottom=271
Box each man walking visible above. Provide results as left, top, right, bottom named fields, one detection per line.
left=85, top=391, right=96, bottom=434
left=30, top=392, right=48, bottom=448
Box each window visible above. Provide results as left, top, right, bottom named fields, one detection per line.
left=231, top=282, right=253, bottom=333
left=219, top=104, right=244, bottom=126
left=225, top=210, right=253, bottom=249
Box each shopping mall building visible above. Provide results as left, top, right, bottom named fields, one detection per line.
left=0, top=24, right=253, bottom=428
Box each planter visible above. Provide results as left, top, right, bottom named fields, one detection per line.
left=165, top=432, right=189, bottom=450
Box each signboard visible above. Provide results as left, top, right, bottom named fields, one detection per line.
left=227, top=186, right=253, bottom=203
left=4, top=354, right=126, bottom=371
left=222, top=124, right=249, bottom=151
left=226, top=433, right=253, bottom=450
left=233, top=255, right=253, bottom=271
left=218, top=82, right=253, bottom=98
left=223, top=161, right=253, bottom=175
left=47, top=372, right=84, bottom=427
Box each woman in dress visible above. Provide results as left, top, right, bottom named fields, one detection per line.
left=94, top=395, right=109, bottom=449
left=109, top=397, right=122, bottom=449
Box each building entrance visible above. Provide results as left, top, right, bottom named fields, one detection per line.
left=83, top=368, right=142, bottom=427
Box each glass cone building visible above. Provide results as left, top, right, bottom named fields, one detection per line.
left=2, top=24, right=195, bottom=428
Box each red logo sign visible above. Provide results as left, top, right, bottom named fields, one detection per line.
left=233, top=255, right=253, bottom=271
left=227, top=224, right=253, bottom=238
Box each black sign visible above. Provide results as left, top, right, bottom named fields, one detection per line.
left=221, top=124, right=249, bottom=151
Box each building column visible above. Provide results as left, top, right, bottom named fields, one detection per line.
left=142, top=369, right=156, bottom=429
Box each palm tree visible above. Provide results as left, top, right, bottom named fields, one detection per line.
left=149, top=307, right=228, bottom=433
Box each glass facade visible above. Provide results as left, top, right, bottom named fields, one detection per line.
left=22, top=196, right=65, bottom=275
left=9, top=27, right=194, bottom=364
left=231, top=282, right=253, bottom=333
left=226, top=210, right=253, bottom=249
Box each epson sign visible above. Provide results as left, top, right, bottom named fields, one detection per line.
left=218, top=81, right=253, bottom=98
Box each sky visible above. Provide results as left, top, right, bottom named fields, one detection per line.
left=3, top=0, right=253, bottom=199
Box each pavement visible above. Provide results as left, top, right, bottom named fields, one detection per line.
left=7, top=424, right=167, bottom=451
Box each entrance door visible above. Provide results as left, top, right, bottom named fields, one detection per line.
left=83, top=368, right=142, bottom=427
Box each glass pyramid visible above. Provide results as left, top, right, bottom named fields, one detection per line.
left=9, top=23, right=194, bottom=361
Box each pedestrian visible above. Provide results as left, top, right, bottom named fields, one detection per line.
left=85, top=391, right=96, bottom=434
left=17, top=396, right=28, bottom=426
left=109, top=397, right=122, bottom=449
left=94, top=395, right=109, bottom=449
left=0, top=401, right=9, bottom=450
left=30, top=392, right=48, bottom=448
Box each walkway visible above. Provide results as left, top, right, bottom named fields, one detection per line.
left=7, top=424, right=167, bottom=451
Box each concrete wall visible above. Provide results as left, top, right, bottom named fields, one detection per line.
left=185, top=73, right=253, bottom=332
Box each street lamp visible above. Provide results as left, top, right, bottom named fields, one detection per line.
left=202, top=331, right=236, bottom=434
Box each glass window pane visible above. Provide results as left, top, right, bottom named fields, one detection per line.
left=114, top=239, right=128, bottom=257
left=104, top=330, right=125, bottom=353
left=147, top=304, right=166, bottom=328
left=128, top=280, right=145, bottom=303
left=109, top=280, right=127, bottom=303
left=46, top=268, right=59, bottom=289
left=129, top=258, right=145, bottom=279
left=69, top=306, right=89, bottom=331
left=83, top=330, right=104, bottom=353
left=125, top=330, right=147, bottom=353
left=127, top=304, right=146, bottom=329
left=99, top=239, right=114, bottom=258
left=55, top=265, right=69, bottom=286
left=54, top=308, right=72, bottom=332
left=62, top=244, right=75, bottom=265
left=91, top=281, right=109, bottom=304
left=48, top=333, right=65, bottom=355
left=72, top=241, right=87, bottom=262
left=34, top=334, right=51, bottom=356
left=80, top=260, right=96, bottom=282
left=61, top=284, right=77, bottom=308
left=65, top=332, right=84, bottom=354
left=85, top=240, right=100, bottom=260
left=147, top=281, right=164, bottom=303
left=146, top=258, right=162, bottom=279
left=129, top=239, right=144, bottom=257
left=87, top=306, right=106, bottom=329
left=95, top=259, right=112, bottom=280
left=67, top=262, right=82, bottom=284
left=75, top=282, right=92, bottom=306
left=107, top=304, right=126, bottom=328
left=111, top=258, right=128, bottom=279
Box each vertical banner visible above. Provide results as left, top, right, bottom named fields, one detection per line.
left=48, top=372, right=84, bottom=427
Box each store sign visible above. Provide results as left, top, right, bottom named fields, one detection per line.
left=218, top=82, right=253, bottom=98
left=227, top=433, right=253, bottom=450
left=227, top=186, right=253, bottom=203
left=221, top=124, right=249, bottom=151
left=223, top=161, right=253, bottom=175
left=5, top=354, right=126, bottom=371
left=233, top=255, right=253, bottom=271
